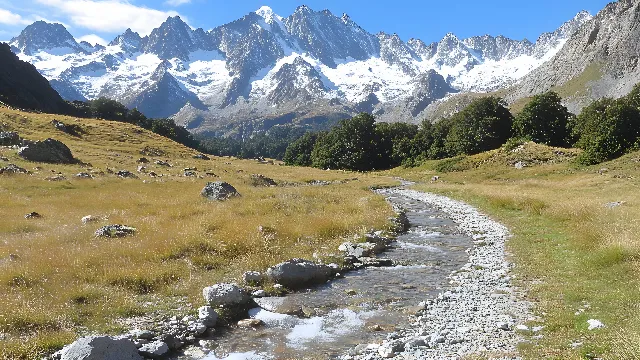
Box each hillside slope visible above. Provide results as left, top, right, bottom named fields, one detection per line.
left=0, top=106, right=394, bottom=359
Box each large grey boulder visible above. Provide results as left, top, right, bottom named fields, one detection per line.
left=265, top=259, right=334, bottom=289
left=0, top=131, right=20, bottom=146
left=60, top=336, right=142, bottom=360
left=18, top=138, right=75, bottom=163
left=201, top=181, right=240, bottom=200
left=202, top=283, right=250, bottom=307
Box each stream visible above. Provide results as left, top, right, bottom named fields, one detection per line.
left=184, top=190, right=474, bottom=360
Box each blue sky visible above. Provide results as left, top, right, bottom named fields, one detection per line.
left=0, top=0, right=612, bottom=45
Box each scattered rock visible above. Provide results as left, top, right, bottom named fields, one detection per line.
left=140, top=147, right=165, bottom=157
left=193, top=154, right=210, bottom=160
left=137, top=157, right=149, bottom=164
left=198, top=306, right=219, bottom=328
left=242, top=271, right=265, bottom=285
left=155, top=160, right=171, bottom=167
left=18, top=138, right=75, bottom=164
left=252, top=290, right=267, bottom=298
left=265, top=259, right=334, bottom=289
left=497, top=321, right=511, bottom=331
left=0, top=131, right=20, bottom=146
left=75, top=172, right=93, bottom=179
left=60, top=336, right=142, bottom=360
left=202, top=283, right=250, bottom=307
left=431, top=176, right=440, bottom=182
left=184, top=171, right=197, bottom=177
left=201, top=182, right=240, bottom=201
left=117, top=170, right=138, bottom=179
left=250, top=174, right=277, bottom=187
left=51, top=120, right=81, bottom=136
left=204, top=171, right=217, bottom=177
left=377, top=340, right=403, bottom=358
left=254, top=297, right=303, bottom=316
left=81, top=215, right=101, bottom=225
left=369, top=324, right=384, bottom=332
left=24, top=212, right=41, bottom=219
left=605, top=201, right=626, bottom=209
left=137, top=165, right=147, bottom=173
left=95, top=225, right=136, bottom=238
left=587, top=319, right=605, bottom=330
left=45, top=174, right=66, bottom=181
left=514, top=161, right=526, bottom=169
left=0, top=164, right=28, bottom=175
left=156, top=334, right=183, bottom=351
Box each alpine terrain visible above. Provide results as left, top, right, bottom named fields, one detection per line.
left=7, top=6, right=591, bottom=136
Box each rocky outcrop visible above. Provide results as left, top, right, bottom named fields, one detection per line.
left=18, top=138, right=75, bottom=163
left=0, top=131, right=20, bottom=146
left=201, top=181, right=240, bottom=200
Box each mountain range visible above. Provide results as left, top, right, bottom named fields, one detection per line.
left=5, top=5, right=599, bottom=136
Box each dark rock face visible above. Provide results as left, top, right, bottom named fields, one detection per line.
left=201, top=181, right=240, bottom=200
left=0, top=43, right=69, bottom=113
left=18, top=138, right=75, bottom=163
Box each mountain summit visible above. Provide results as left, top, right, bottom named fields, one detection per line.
left=8, top=6, right=592, bottom=134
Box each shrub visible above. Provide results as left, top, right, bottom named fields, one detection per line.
left=512, top=91, right=571, bottom=147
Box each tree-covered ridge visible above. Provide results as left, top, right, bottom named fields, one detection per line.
left=283, top=86, right=640, bottom=171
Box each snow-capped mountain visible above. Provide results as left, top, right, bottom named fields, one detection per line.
left=7, top=6, right=592, bottom=134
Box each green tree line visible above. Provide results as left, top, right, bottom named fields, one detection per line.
left=283, top=87, right=640, bottom=171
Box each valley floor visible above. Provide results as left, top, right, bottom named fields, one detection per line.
left=387, top=147, right=640, bottom=359
left=0, top=108, right=396, bottom=359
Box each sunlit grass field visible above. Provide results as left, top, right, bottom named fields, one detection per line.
left=0, top=108, right=396, bottom=359
left=389, top=143, right=640, bottom=359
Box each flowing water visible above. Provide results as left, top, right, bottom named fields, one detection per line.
left=184, top=190, right=472, bottom=360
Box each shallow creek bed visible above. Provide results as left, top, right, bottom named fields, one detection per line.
left=180, top=188, right=533, bottom=360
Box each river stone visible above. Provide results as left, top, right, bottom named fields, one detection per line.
left=130, top=329, right=155, bottom=340
left=18, top=138, right=75, bottom=163
left=339, top=242, right=377, bottom=257
left=95, top=225, right=136, bottom=238
left=197, top=306, right=219, bottom=328
left=0, top=131, right=20, bottom=146
left=378, top=340, right=404, bottom=358
left=138, top=340, right=169, bottom=358
left=202, top=283, right=250, bottom=307
left=201, top=182, right=240, bottom=201
left=265, top=259, right=333, bottom=289
left=237, top=319, right=264, bottom=328
left=60, top=336, right=142, bottom=360
left=254, top=297, right=304, bottom=316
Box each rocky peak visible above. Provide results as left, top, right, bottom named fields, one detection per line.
left=378, top=33, right=418, bottom=74
left=533, top=10, right=592, bottom=57
left=432, top=32, right=478, bottom=68
left=142, top=16, right=210, bottom=60
left=10, top=21, right=82, bottom=55
left=285, top=5, right=379, bottom=67
left=266, top=56, right=328, bottom=105
left=463, top=34, right=534, bottom=61
left=109, top=28, right=142, bottom=53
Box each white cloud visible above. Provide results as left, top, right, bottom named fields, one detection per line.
left=0, top=8, right=31, bottom=25
left=35, top=0, right=183, bottom=36
left=77, top=33, right=107, bottom=46
left=164, top=0, right=191, bottom=6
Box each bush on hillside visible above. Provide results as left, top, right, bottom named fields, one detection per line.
left=512, top=91, right=571, bottom=147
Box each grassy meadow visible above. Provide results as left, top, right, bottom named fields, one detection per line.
left=388, top=142, right=640, bottom=359
left=0, top=108, right=396, bottom=359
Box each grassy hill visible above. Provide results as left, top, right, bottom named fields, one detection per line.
left=0, top=107, right=396, bottom=359
left=388, top=144, right=640, bottom=359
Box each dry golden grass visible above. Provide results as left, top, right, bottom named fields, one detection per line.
left=0, top=108, right=396, bottom=359
left=389, top=146, right=640, bottom=359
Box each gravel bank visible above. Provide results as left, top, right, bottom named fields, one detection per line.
left=344, top=188, right=534, bottom=360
